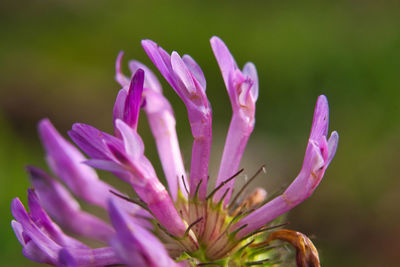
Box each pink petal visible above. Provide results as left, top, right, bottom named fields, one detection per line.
left=171, top=51, right=197, bottom=95
left=182, top=54, right=206, bottom=90
left=210, top=36, right=238, bottom=90
left=129, top=60, right=162, bottom=93
left=115, top=51, right=130, bottom=87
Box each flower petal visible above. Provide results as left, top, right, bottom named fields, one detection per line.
left=115, top=51, right=130, bottom=87
left=58, top=249, right=78, bottom=267
left=143, top=40, right=212, bottom=200
left=113, top=89, right=128, bottom=134
left=182, top=54, right=206, bottom=90
left=59, top=247, right=121, bottom=267
left=242, top=62, right=259, bottom=101
left=69, top=123, right=123, bottom=160
left=123, top=69, right=144, bottom=130
left=212, top=38, right=258, bottom=205
left=129, top=60, right=162, bottom=93
left=38, top=119, right=116, bottom=208
left=210, top=36, right=238, bottom=90
left=115, top=119, right=144, bottom=160
left=142, top=39, right=176, bottom=88
left=327, top=131, right=339, bottom=166
left=233, top=96, right=338, bottom=238
left=171, top=51, right=197, bottom=95
left=11, top=220, right=25, bottom=245
left=28, top=166, right=115, bottom=242
left=11, top=198, right=60, bottom=263
left=310, top=95, right=329, bottom=140
left=143, top=89, right=187, bottom=200
left=108, top=200, right=179, bottom=267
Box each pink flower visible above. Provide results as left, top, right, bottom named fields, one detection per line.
left=11, top=37, right=338, bottom=267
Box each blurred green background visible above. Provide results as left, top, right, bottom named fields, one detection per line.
left=1, top=0, right=399, bottom=266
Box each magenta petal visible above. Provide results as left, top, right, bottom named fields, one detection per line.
left=182, top=54, right=206, bottom=90
left=12, top=220, right=25, bottom=245
left=38, top=119, right=116, bottom=208
left=107, top=123, right=185, bottom=236
left=233, top=96, right=338, bottom=238
left=171, top=51, right=197, bottom=95
left=28, top=166, right=115, bottom=242
left=143, top=40, right=212, bottom=200
left=108, top=200, right=179, bottom=267
left=11, top=36, right=341, bottom=266
left=142, top=39, right=177, bottom=88
left=69, top=123, right=123, bottom=160
left=142, top=88, right=188, bottom=199
left=211, top=37, right=258, bottom=205
left=327, top=131, right=339, bottom=166
left=123, top=69, right=144, bottom=130
left=144, top=90, right=187, bottom=200
left=129, top=60, right=162, bottom=93
left=115, top=51, right=130, bottom=87
left=11, top=198, right=61, bottom=263
left=285, top=140, right=327, bottom=201
left=84, top=159, right=130, bottom=177
left=310, top=95, right=329, bottom=140
left=232, top=141, right=326, bottom=238
left=210, top=36, right=238, bottom=90
left=242, top=62, right=259, bottom=100
left=27, top=188, right=88, bottom=249
left=12, top=192, right=121, bottom=266
left=137, top=181, right=186, bottom=236
left=213, top=115, right=252, bottom=204
left=23, top=242, right=52, bottom=264
left=59, top=247, right=121, bottom=267
left=58, top=249, right=78, bottom=267
left=113, top=89, right=128, bottom=134
left=115, top=119, right=145, bottom=160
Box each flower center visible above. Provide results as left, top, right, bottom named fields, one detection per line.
left=152, top=172, right=286, bottom=266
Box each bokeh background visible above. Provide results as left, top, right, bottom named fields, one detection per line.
left=1, top=0, right=399, bottom=266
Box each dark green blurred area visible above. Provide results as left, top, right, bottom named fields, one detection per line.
left=1, top=0, right=399, bottom=266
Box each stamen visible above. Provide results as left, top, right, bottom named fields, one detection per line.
left=235, top=239, right=255, bottom=254
left=245, top=258, right=270, bottom=266
left=185, top=217, right=203, bottom=237
left=156, top=223, right=179, bottom=239
left=206, top=168, right=244, bottom=200
left=156, top=223, right=199, bottom=252
left=217, top=188, right=230, bottom=206
left=193, top=179, right=204, bottom=199
left=229, top=223, right=248, bottom=239
left=248, top=245, right=282, bottom=258
left=206, top=211, right=245, bottom=254
left=230, top=188, right=267, bottom=217
left=229, top=165, right=266, bottom=210
left=258, top=183, right=287, bottom=208
left=181, top=175, right=189, bottom=195
left=240, top=222, right=290, bottom=241
left=262, top=222, right=290, bottom=232
left=109, top=190, right=150, bottom=212
left=231, top=207, right=257, bottom=222
left=197, top=262, right=222, bottom=266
